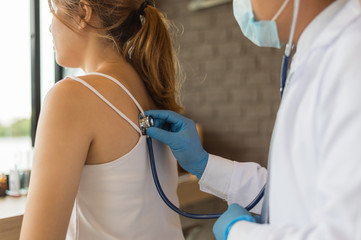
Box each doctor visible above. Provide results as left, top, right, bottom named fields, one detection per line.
left=146, top=0, right=361, bottom=239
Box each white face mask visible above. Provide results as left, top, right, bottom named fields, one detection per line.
left=233, top=0, right=290, bottom=48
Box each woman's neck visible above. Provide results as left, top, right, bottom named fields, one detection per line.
left=80, top=38, right=126, bottom=74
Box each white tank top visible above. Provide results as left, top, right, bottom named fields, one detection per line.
left=65, top=73, right=184, bottom=240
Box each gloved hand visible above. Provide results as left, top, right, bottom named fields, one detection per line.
left=213, top=203, right=256, bottom=240
left=144, top=110, right=209, bottom=179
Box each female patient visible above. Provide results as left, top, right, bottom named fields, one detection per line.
left=20, top=0, right=184, bottom=239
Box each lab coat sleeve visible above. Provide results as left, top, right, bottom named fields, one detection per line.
left=225, top=17, right=361, bottom=240
left=198, top=154, right=267, bottom=214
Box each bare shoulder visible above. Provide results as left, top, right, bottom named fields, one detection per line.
left=44, top=76, right=95, bottom=109
left=40, top=77, right=99, bottom=128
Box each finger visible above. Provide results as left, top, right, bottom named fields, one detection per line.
left=152, top=118, right=166, bottom=128
left=228, top=203, right=250, bottom=216
left=145, top=110, right=186, bottom=126
left=151, top=119, right=176, bottom=132
left=140, top=112, right=167, bottom=129
left=146, top=127, right=177, bottom=147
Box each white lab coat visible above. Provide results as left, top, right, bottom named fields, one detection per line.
left=199, top=0, right=361, bottom=239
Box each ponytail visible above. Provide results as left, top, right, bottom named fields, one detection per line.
left=49, top=0, right=183, bottom=113
left=123, top=5, right=184, bottom=113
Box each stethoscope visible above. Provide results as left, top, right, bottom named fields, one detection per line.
left=139, top=115, right=264, bottom=219
left=139, top=0, right=300, bottom=220
left=280, top=0, right=300, bottom=98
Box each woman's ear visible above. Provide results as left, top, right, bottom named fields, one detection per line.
left=78, top=0, right=92, bottom=30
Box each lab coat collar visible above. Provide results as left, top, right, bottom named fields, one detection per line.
left=290, top=0, right=360, bottom=74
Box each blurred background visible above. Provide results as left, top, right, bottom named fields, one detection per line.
left=0, top=0, right=283, bottom=239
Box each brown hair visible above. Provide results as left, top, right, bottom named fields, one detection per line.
left=49, top=0, right=184, bottom=113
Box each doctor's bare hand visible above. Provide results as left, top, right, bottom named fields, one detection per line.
left=144, top=110, right=209, bottom=179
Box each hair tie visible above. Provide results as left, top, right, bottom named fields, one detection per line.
left=139, top=1, right=154, bottom=15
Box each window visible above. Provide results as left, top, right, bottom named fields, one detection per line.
left=41, top=0, right=56, bottom=102
left=0, top=0, right=55, bottom=174
left=0, top=1, right=32, bottom=173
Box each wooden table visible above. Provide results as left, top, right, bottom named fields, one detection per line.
left=0, top=196, right=26, bottom=240
left=177, top=173, right=215, bottom=207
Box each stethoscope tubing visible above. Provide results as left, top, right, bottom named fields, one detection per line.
left=146, top=136, right=265, bottom=219
left=280, top=55, right=290, bottom=98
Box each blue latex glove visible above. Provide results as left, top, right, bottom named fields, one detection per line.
left=213, top=204, right=256, bottom=240
left=144, top=110, right=209, bottom=179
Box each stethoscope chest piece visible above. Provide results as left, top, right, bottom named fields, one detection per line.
left=139, top=114, right=154, bottom=135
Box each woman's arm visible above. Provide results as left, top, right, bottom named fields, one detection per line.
left=20, top=80, right=93, bottom=240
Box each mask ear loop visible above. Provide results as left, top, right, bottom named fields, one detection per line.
left=271, top=0, right=291, bottom=21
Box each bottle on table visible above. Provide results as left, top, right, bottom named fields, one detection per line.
left=0, top=173, right=7, bottom=197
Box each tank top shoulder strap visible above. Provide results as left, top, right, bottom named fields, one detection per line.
left=67, top=75, right=142, bottom=136
left=88, top=72, right=145, bottom=114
